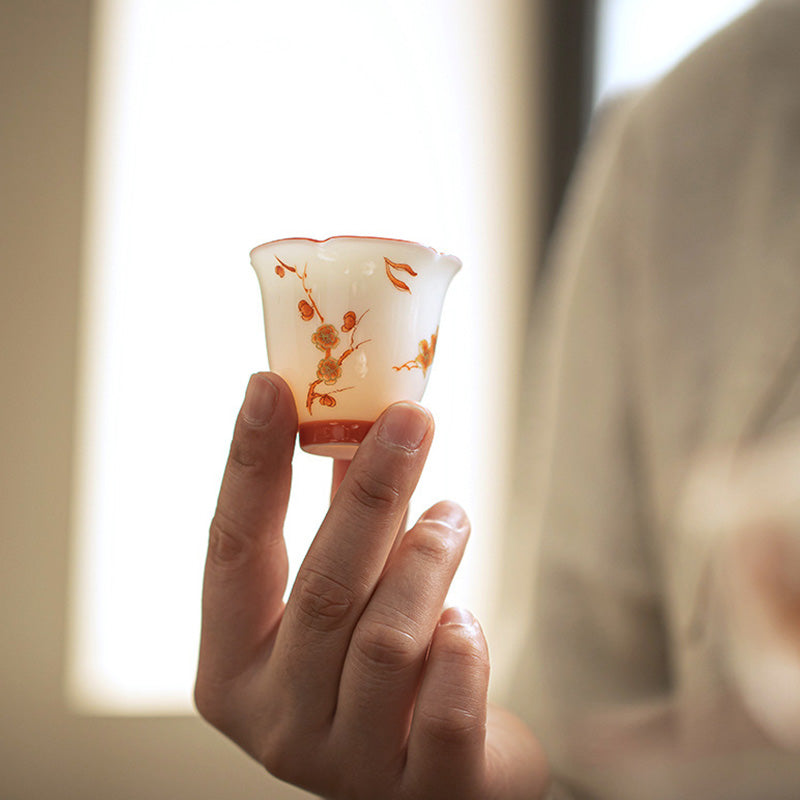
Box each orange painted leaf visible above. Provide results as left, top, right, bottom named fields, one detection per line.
left=384, top=257, right=418, bottom=293
left=385, top=264, right=410, bottom=293
left=275, top=256, right=296, bottom=274
left=384, top=258, right=418, bottom=276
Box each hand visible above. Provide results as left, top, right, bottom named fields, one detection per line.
left=679, top=437, right=800, bottom=753
left=720, top=504, right=800, bottom=751
left=195, top=372, right=549, bottom=799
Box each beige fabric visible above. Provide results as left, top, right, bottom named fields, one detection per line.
left=502, top=2, right=800, bottom=797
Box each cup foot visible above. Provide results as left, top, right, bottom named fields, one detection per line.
left=299, top=419, right=374, bottom=460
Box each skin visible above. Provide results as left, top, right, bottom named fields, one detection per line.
left=195, top=372, right=549, bottom=800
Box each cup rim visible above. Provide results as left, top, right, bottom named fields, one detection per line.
left=249, top=235, right=461, bottom=268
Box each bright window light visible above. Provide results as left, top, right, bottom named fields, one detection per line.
left=594, top=0, right=758, bottom=107
left=69, top=0, right=530, bottom=713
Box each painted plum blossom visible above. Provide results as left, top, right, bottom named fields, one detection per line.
left=274, top=257, right=370, bottom=413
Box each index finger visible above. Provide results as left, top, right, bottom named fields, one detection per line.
left=269, top=402, right=434, bottom=725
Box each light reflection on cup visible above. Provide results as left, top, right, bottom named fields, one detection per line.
left=250, top=236, right=461, bottom=459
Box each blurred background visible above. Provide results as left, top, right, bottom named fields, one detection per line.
left=0, top=0, right=755, bottom=797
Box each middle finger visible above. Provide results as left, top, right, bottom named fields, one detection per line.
left=333, top=501, right=470, bottom=769
left=267, top=402, right=434, bottom=726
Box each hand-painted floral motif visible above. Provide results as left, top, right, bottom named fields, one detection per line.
left=393, top=329, right=438, bottom=377
left=316, top=356, right=343, bottom=384
left=341, top=311, right=357, bottom=332
left=312, top=323, right=340, bottom=352
left=274, top=256, right=370, bottom=413
left=385, top=257, right=418, bottom=293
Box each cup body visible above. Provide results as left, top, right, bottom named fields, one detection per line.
left=251, top=236, right=461, bottom=458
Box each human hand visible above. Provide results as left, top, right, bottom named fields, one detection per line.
left=679, top=433, right=800, bottom=752
left=195, top=372, right=548, bottom=799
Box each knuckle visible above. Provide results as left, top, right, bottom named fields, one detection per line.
left=352, top=620, right=419, bottom=673
left=293, top=567, right=357, bottom=632
left=349, top=469, right=402, bottom=514
left=193, top=680, right=215, bottom=723
left=228, top=424, right=267, bottom=474
left=259, top=729, right=295, bottom=781
left=208, top=508, right=252, bottom=567
left=258, top=719, right=325, bottom=788
left=441, top=629, right=489, bottom=672
left=407, top=524, right=459, bottom=565
left=420, top=706, right=486, bottom=748
left=193, top=674, right=231, bottom=731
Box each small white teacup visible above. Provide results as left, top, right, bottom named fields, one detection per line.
left=251, top=236, right=461, bottom=458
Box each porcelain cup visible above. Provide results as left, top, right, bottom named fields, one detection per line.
left=251, top=236, right=461, bottom=458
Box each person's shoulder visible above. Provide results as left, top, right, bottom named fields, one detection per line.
left=637, top=0, right=800, bottom=130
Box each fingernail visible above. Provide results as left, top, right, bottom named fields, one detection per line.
left=439, top=607, right=477, bottom=628
left=376, top=403, right=431, bottom=452
left=242, top=373, right=278, bottom=425
left=419, top=502, right=470, bottom=534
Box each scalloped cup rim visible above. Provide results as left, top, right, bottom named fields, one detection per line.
left=249, top=235, right=462, bottom=271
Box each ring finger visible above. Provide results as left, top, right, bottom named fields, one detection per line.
left=332, top=501, right=470, bottom=769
